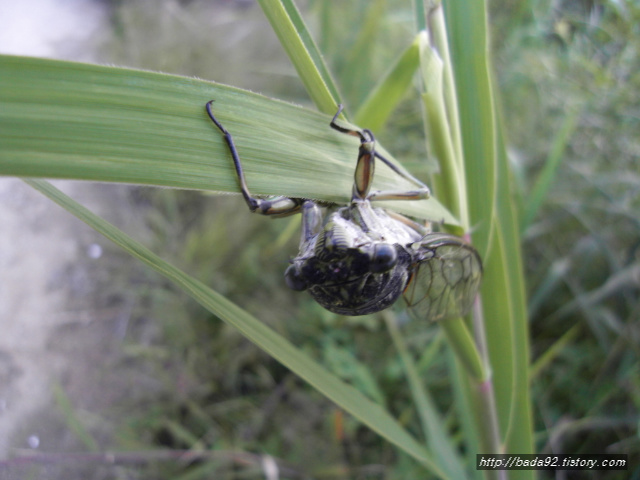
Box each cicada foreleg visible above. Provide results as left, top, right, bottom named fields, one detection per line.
left=329, top=105, right=430, bottom=204
left=206, top=100, right=304, bottom=217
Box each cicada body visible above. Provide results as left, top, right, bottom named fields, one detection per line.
left=206, top=101, right=482, bottom=321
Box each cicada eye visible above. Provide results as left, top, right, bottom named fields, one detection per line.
left=284, top=264, right=308, bottom=291
left=369, top=243, right=397, bottom=273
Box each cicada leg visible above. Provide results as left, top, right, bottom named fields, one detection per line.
left=299, top=200, right=323, bottom=247
left=385, top=209, right=431, bottom=236
left=206, top=100, right=304, bottom=217
left=329, top=105, right=430, bottom=203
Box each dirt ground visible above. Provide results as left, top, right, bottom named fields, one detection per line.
left=0, top=178, right=83, bottom=457
left=0, top=179, right=149, bottom=470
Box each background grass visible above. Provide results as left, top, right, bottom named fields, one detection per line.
left=1, top=0, right=638, bottom=478
left=491, top=0, right=640, bottom=471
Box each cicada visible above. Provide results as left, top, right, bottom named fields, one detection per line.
left=206, top=101, right=482, bottom=321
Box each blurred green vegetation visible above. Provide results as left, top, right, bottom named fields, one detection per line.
left=34, top=0, right=638, bottom=478
left=491, top=0, right=640, bottom=465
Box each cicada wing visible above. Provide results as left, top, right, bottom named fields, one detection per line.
left=402, top=233, right=483, bottom=322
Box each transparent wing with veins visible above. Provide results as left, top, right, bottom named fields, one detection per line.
left=402, top=233, right=483, bottom=322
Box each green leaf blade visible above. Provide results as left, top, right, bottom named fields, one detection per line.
left=0, top=54, right=456, bottom=224
left=354, top=34, right=421, bottom=132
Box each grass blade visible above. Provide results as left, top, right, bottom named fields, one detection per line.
left=257, top=0, right=340, bottom=114
left=0, top=54, right=456, bottom=224
left=52, top=381, right=100, bottom=453
left=418, top=27, right=465, bottom=230
left=443, top=1, right=497, bottom=254
left=354, top=34, right=421, bottom=132
left=490, top=125, right=533, bottom=462
left=520, top=108, right=581, bottom=233
left=385, top=313, right=468, bottom=479
left=444, top=1, right=534, bottom=470
left=282, top=0, right=342, bottom=104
